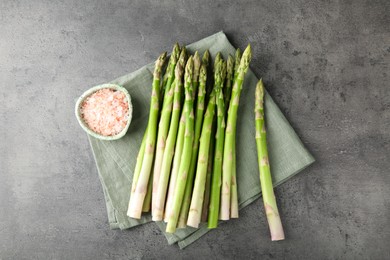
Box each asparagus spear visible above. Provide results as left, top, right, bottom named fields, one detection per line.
left=229, top=48, right=241, bottom=218
left=127, top=52, right=167, bottom=219
left=178, top=62, right=208, bottom=227
left=152, top=45, right=180, bottom=216
left=207, top=60, right=227, bottom=228
left=152, top=49, right=186, bottom=221
left=163, top=50, right=188, bottom=222
left=199, top=49, right=212, bottom=223
left=255, top=79, right=285, bottom=241
left=166, top=57, right=195, bottom=233
left=220, top=45, right=251, bottom=220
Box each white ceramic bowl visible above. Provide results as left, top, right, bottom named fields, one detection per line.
left=75, top=83, right=132, bottom=140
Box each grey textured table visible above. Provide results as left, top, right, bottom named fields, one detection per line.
left=1, top=0, right=389, bottom=259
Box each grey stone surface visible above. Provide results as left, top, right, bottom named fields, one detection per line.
left=1, top=0, right=389, bottom=259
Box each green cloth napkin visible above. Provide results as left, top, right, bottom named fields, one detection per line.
left=87, top=31, right=315, bottom=249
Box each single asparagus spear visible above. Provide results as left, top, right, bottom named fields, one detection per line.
left=163, top=50, right=188, bottom=222
left=166, top=57, right=195, bottom=233
left=220, top=45, right=251, bottom=220
left=127, top=52, right=167, bottom=219
left=224, top=55, right=234, bottom=111
left=153, top=50, right=186, bottom=221
left=229, top=48, right=241, bottom=218
left=255, top=79, right=285, bottom=241
left=207, top=60, right=227, bottom=228
left=200, top=50, right=213, bottom=223
left=177, top=63, right=208, bottom=228
left=152, top=45, right=180, bottom=216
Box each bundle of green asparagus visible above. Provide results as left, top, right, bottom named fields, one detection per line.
left=127, top=43, right=259, bottom=234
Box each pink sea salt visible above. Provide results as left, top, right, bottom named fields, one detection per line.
left=80, top=88, right=129, bottom=136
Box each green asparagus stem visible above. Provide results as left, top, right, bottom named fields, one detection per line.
left=152, top=45, right=180, bottom=217
left=142, top=172, right=152, bottom=212
left=153, top=50, right=186, bottom=221
left=127, top=52, right=167, bottom=219
left=230, top=128, right=239, bottom=218
left=207, top=60, right=227, bottom=228
left=166, top=57, right=195, bottom=233
left=178, top=63, right=207, bottom=228
left=255, top=79, right=285, bottom=241
left=130, top=127, right=149, bottom=212
left=133, top=123, right=164, bottom=213
left=129, top=129, right=147, bottom=209
left=185, top=91, right=216, bottom=227
left=220, top=45, right=251, bottom=220
left=200, top=118, right=215, bottom=222
left=164, top=110, right=185, bottom=222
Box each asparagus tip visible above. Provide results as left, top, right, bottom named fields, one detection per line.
left=202, top=50, right=210, bottom=66
left=256, top=79, right=264, bottom=101
left=227, top=54, right=234, bottom=68
left=193, top=51, right=201, bottom=78
left=185, top=56, right=194, bottom=85
left=239, top=45, right=252, bottom=76
left=172, top=43, right=180, bottom=61
left=199, top=64, right=207, bottom=84
left=214, top=52, right=222, bottom=72
left=178, top=47, right=187, bottom=67
left=154, top=52, right=167, bottom=78
left=214, top=59, right=223, bottom=87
